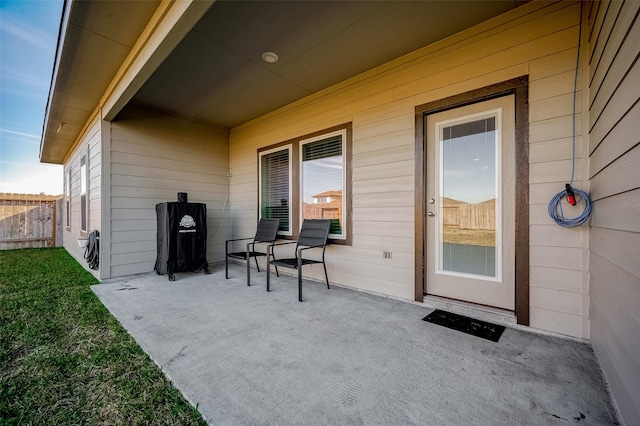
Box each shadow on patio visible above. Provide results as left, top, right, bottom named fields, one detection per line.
left=92, top=264, right=618, bottom=425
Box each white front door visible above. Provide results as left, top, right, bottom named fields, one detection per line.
left=425, top=95, right=515, bottom=310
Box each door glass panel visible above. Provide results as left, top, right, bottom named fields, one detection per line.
left=439, top=115, right=498, bottom=278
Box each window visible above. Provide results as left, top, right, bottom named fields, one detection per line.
left=65, top=168, right=71, bottom=228
left=301, top=130, right=346, bottom=239
left=80, top=155, right=87, bottom=233
left=258, top=123, right=351, bottom=244
left=259, top=146, right=291, bottom=235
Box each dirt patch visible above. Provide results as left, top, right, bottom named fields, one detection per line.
left=442, top=226, right=496, bottom=247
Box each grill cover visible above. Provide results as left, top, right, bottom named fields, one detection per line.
left=155, top=201, right=209, bottom=278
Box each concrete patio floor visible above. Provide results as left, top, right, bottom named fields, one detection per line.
left=92, top=264, right=619, bottom=425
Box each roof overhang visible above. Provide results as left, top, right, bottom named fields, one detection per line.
left=41, top=0, right=528, bottom=164
left=40, top=0, right=213, bottom=164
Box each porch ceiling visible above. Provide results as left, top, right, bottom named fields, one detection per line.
left=41, top=0, right=528, bottom=164
left=132, top=0, right=525, bottom=128
left=40, top=0, right=161, bottom=164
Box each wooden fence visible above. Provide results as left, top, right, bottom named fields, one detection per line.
left=0, top=193, right=63, bottom=250
left=442, top=198, right=496, bottom=230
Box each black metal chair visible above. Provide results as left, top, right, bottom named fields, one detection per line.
left=267, top=219, right=331, bottom=302
left=225, top=218, right=280, bottom=285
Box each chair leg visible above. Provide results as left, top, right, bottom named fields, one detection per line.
left=246, top=243, right=251, bottom=286
left=251, top=243, right=260, bottom=272
left=225, top=242, right=229, bottom=279
left=298, top=256, right=303, bottom=302
left=266, top=248, right=271, bottom=292
left=270, top=248, right=280, bottom=277
left=323, top=262, right=330, bottom=289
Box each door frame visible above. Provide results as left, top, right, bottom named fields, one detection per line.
left=414, top=76, right=530, bottom=325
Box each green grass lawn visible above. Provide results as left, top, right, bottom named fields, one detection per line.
left=0, top=248, right=206, bottom=425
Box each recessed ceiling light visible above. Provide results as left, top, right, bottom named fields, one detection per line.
left=261, top=51, right=279, bottom=63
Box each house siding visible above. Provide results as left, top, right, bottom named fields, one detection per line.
left=62, top=115, right=102, bottom=279
left=108, top=104, right=230, bottom=278
left=229, top=2, right=590, bottom=337
left=587, top=0, right=640, bottom=423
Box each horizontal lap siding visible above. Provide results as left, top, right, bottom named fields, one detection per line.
left=230, top=1, right=589, bottom=331
left=62, top=116, right=101, bottom=279
left=109, top=105, right=230, bottom=278
left=587, top=1, right=640, bottom=423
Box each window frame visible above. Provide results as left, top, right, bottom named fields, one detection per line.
left=65, top=168, right=71, bottom=229
left=80, top=154, right=88, bottom=234
left=258, top=144, right=293, bottom=236
left=257, top=123, right=352, bottom=245
left=299, top=128, right=348, bottom=240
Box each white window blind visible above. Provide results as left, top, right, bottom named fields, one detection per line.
left=302, top=135, right=342, bottom=161
left=260, top=147, right=290, bottom=233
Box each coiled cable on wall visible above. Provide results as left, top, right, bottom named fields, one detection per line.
left=548, top=0, right=592, bottom=228
left=84, top=230, right=100, bottom=270
left=548, top=187, right=592, bottom=228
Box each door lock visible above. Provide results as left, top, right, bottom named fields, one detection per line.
left=427, top=211, right=435, bottom=217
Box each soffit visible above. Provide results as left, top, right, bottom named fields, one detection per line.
left=40, top=0, right=161, bottom=164
left=131, top=1, right=526, bottom=128
left=43, top=0, right=529, bottom=164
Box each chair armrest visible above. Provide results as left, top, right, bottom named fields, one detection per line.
left=226, top=237, right=254, bottom=254
left=226, top=237, right=253, bottom=243
left=298, top=243, right=327, bottom=251
left=269, top=240, right=297, bottom=257
left=297, top=243, right=328, bottom=260
left=271, top=240, right=297, bottom=246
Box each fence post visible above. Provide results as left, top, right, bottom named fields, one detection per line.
left=55, top=198, right=64, bottom=246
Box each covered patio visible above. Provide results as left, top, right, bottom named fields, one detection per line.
left=93, top=265, right=617, bottom=425
left=42, top=1, right=639, bottom=422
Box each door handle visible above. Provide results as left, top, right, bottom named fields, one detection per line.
left=427, top=211, right=435, bottom=217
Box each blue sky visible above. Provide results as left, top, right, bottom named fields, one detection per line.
left=0, top=0, right=63, bottom=195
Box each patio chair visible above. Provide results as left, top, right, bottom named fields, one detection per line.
left=266, top=219, right=331, bottom=302
left=225, top=218, right=280, bottom=285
